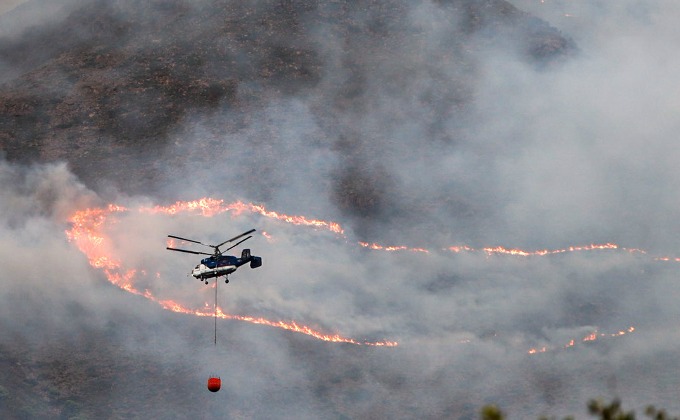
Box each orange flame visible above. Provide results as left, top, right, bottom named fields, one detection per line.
left=526, top=327, right=636, bottom=355
left=67, top=197, right=665, bottom=352
left=445, top=242, right=680, bottom=264
left=359, top=242, right=429, bottom=254
left=446, top=243, right=620, bottom=257
left=66, top=199, right=393, bottom=346
left=139, top=199, right=345, bottom=235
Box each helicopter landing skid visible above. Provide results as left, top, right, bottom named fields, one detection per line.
left=203, top=276, right=228, bottom=284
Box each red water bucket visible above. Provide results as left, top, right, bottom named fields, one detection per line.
left=207, top=376, right=221, bottom=392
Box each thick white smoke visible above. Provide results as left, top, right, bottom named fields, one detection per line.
left=3, top=0, right=680, bottom=418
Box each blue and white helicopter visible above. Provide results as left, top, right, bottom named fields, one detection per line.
left=166, top=229, right=262, bottom=284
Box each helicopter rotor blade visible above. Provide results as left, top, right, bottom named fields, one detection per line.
left=167, top=235, right=213, bottom=248
left=166, top=247, right=213, bottom=256
left=216, top=229, right=256, bottom=249
left=225, top=236, right=252, bottom=252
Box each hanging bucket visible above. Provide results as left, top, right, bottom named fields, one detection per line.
left=207, top=376, right=221, bottom=392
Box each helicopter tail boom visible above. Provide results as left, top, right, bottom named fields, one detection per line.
left=250, top=256, right=262, bottom=269
left=236, top=249, right=262, bottom=269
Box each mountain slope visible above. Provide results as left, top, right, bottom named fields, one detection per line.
left=0, top=0, right=574, bottom=195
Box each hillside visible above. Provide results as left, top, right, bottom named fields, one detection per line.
left=0, top=0, right=574, bottom=195
left=0, top=1, right=578, bottom=418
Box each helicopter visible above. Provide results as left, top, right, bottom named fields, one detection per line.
left=166, top=229, right=262, bottom=284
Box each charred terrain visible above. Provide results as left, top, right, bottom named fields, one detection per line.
left=9, top=0, right=666, bottom=419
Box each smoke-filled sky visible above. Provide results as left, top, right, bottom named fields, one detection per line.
left=0, top=1, right=22, bottom=15
left=2, top=0, right=680, bottom=418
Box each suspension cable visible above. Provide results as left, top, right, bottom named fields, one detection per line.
left=214, top=276, right=218, bottom=346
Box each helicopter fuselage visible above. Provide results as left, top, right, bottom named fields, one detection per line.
left=192, top=255, right=240, bottom=280
left=167, top=230, right=262, bottom=283
left=192, top=263, right=237, bottom=279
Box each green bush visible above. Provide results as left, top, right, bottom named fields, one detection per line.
left=480, top=399, right=679, bottom=420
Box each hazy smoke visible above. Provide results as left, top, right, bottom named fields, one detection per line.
left=3, top=0, right=680, bottom=418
